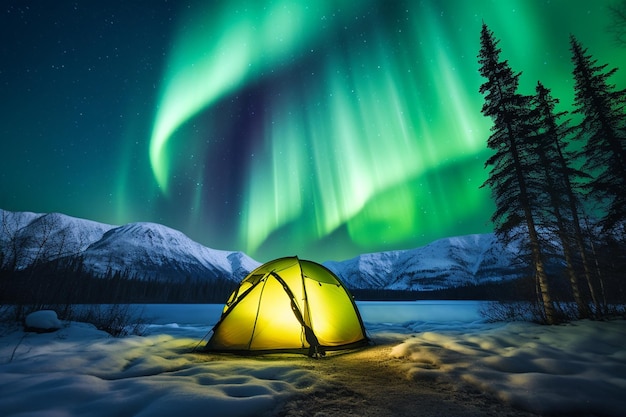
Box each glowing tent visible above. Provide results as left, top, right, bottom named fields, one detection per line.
left=206, top=256, right=368, bottom=357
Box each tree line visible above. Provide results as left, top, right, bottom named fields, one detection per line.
left=0, top=257, right=237, bottom=305
left=478, top=24, right=626, bottom=323
left=0, top=212, right=238, bottom=320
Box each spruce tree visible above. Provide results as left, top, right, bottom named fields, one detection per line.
left=478, top=24, right=557, bottom=323
left=532, top=81, right=600, bottom=317
left=570, top=36, right=626, bottom=236
left=608, top=0, right=626, bottom=47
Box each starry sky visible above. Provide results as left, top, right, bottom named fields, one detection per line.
left=1, top=1, right=625, bottom=262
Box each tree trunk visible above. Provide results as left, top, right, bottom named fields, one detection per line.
left=507, top=121, right=557, bottom=324
left=526, top=214, right=558, bottom=324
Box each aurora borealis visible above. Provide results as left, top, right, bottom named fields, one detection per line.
left=2, top=1, right=625, bottom=262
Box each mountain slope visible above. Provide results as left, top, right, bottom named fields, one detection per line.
left=325, top=233, right=525, bottom=291
left=80, top=222, right=259, bottom=281
left=2, top=209, right=525, bottom=292
left=0, top=210, right=113, bottom=269
left=0, top=209, right=259, bottom=283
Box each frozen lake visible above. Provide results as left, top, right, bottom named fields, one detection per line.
left=356, top=300, right=484, bottom=323
left=138, top=300, right=485, bottom=326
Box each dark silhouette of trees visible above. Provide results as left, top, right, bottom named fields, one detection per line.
left=569, top=36, right=626, bottom=312
left=478, top=23, right=558, bottom=324
left=1, top=257, right=237, bottom=307
left=531, top=81, right=588, bottom=317
left=478, top=23, right=626, bottom=322
left=0, top=210, right=238, bottom=322
left=570, top=36, right=626, bottom=237
left=608, top=0, right=626, bottom=46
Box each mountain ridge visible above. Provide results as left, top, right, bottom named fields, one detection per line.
left=1, top=208, right=521, bottom=291
left=0, top=209, right=259, bottom=283
left=323, top=233, right=524, bottom=291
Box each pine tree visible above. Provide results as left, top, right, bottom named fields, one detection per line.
left=608, top=0, right=626, bottom=47
left=532, top=81, right=600, bottom=317
left=570, top=36, right=626, bottom=236
left=478, top=24, right=557, bottom=323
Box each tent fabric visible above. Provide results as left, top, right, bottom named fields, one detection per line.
left=205, top=256, right=368, bottom=356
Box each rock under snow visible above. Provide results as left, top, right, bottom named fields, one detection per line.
left=24, top=310, right=62, bottom=332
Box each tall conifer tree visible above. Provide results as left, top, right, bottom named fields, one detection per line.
left=570, top=36, right=626, bottom=236
left=532, top=81, right=599, bottom=317
left=478, top=24, right=557, bottom=323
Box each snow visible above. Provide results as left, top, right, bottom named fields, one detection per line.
left=387, top=319, right=626, bottom=416
left=325, top=233, right=524, bottom=291
left=1, top=302, right=625, bottom=416
left=0, top=320, right=305, bottom=417
left=2, top=208, right=522, bottom=292
left=0, top=209, right=114, bottom=270
left=24, top=310, right=62, bottom=331
left=80, top=222, right=260, bottom=280
left=0, top=209, right=260, bottom=282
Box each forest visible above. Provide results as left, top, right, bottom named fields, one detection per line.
left=477, top=23, right=626, bottom=323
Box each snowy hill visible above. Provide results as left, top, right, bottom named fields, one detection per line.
left=324, top=234, right=525, bottom=291
left=1, top=208, right=525, bottom=292
left=0, top=210, right=113, bottom=270
left=80, top=222, right=259, bottom=281
left=0, top=209, right=259, bottom=283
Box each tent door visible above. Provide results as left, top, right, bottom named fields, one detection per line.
left=270, top=272, right=325, bottom=357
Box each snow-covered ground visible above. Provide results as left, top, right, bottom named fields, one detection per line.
left=1, top=302, right=625, bottom=416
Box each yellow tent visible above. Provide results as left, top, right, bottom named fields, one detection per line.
left=206, top=256, right=368, bottom=356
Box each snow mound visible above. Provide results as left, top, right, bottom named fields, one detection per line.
left=0, top=321, right=316, bottom=417
left=390, top=319, right=626, bottom=416
left=24, top=310, right=62, bottom=331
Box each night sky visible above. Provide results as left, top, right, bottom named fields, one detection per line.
left=1, top=1, right=624, bottom=262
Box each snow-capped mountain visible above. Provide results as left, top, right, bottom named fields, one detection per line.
left=0, top=209, right=259, bottom=282
left=1, top=208, right=525, bottom=292
left=80, top=222, right=259, bottom=281
left=0, top=210, right=114, bottom=270
left=324, top=233, right=525, bottom=291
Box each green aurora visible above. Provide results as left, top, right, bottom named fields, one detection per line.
left=149, top=0, right=625, bottom=261
left=2, top=1, right=625, bottom=262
